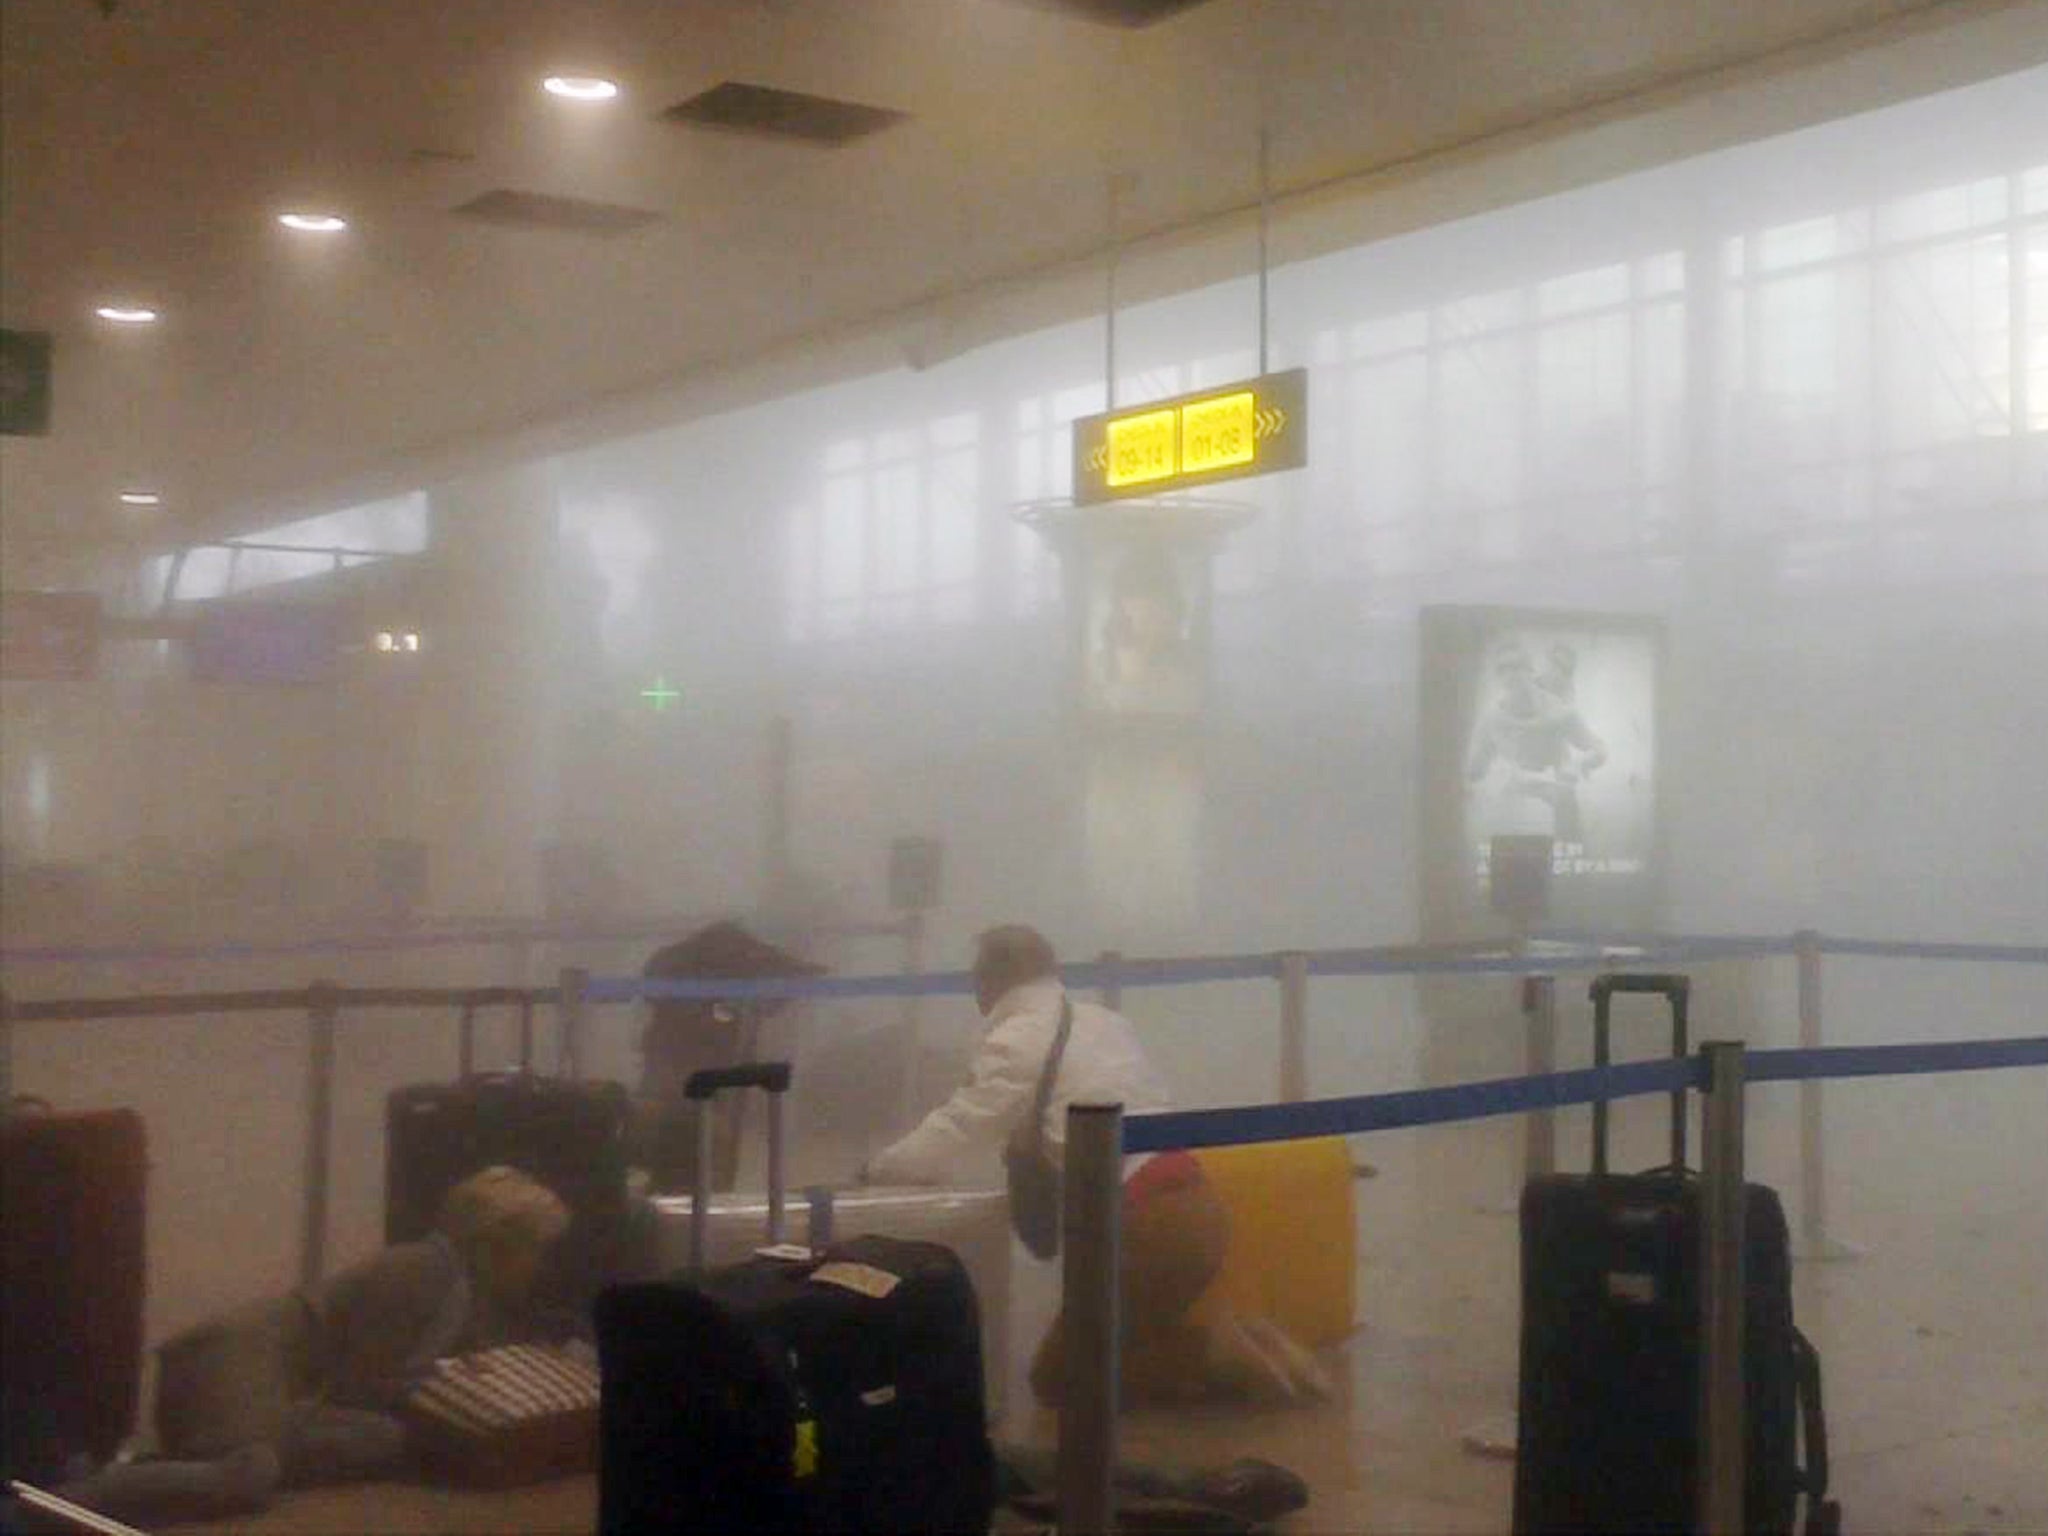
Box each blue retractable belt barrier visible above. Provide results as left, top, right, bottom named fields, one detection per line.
left=1123, top=1057, right=1704, bottom=1153
left=605, top=956, right=1281, bottom=1005
left=18, top=929, right=2042, bottom=993
left=594, top=935, right=1870, bottom=1006
left=1749, top=1036, right=2048, bottom=1082
left=1122, top=1035, right=2048, bottom=1153
left=595, top=970, right=980, bottom=1005
left=1813, top=938, right=2048, bottom=964
left=1306, top=944, right=1784, bottom=978
left=2, top=932, right=544, bottom=964
left=1530, top=929, right=1802, bottom=959
left=1065, top=953, right=1280, bottom=988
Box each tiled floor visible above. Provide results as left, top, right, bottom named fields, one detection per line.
left=146, top=1073, right=2048, bottom=1534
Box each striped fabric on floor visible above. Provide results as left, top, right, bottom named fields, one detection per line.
left=410, top=1346, right=600, bottom=1436
left=405, top=1346, right=601, bottom=1487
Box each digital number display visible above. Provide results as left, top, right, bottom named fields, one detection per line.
left=1106, top=408, right=1178, bottom=488
left=1179, top=391, right=1255, bottom=476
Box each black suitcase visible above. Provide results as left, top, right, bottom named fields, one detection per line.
left=1512, top=973, right=1839, bottom=1536
left=385, top=1003, right=636, bottom=1325
left=595, top=1063, right=996, bottom=1536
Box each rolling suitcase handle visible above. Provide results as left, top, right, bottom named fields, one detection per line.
left=455, top=990, right=541, bottom=1079
left=682, top=1062, right=794, bottom=1275
left=1588, top=973, right=1689, bottom=1175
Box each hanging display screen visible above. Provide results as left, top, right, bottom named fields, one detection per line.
left=1073, top=368, right=1306, bottom=504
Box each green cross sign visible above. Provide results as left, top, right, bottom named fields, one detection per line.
left=639, top=676, right=682, bottom=712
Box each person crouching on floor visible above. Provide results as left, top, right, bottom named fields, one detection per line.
left=859, top=923, right=1331, bottom=1407
left=47, top=1166, right=570, bottom=1528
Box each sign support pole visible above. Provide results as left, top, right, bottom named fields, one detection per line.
left=1257, top=126, right=1271, bottom=377
left=1105, top=176, right=1121, bottom=411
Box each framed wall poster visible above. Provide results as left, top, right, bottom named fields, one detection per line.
left=1419, top=605, right=1664, bottom=940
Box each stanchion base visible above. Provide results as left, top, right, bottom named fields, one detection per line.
left=1460, top=1411, right=1519, bottom=1461
left=1794, top=1233, right=1868, bottom=1263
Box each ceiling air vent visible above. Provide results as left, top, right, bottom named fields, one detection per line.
left=1002, top=0, right=1216, bottom=25
left=452, top=189, right=661, bottom=235
left=661, top=82, right=907, bottom=147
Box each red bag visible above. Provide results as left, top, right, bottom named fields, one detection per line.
left=1, top=1107, right=149, bottom=1482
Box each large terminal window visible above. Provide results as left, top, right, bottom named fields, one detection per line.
left=785, top=412, right=981, bottom=642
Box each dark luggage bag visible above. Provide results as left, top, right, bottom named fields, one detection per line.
left=385, top=1002, right=637, bottom=1324
left=384, top=1076, right=631, bottom=1245
left=595, top=1063, right=996, bottom=1535
left=1512, top=973, right=1839, bottom=1536
left=1, top=1105, right=148, bottom=1484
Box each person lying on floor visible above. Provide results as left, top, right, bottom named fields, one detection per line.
left=859, top=922, right=1332, bottom=1407
left=50, top=1166, right=570, bottom=1527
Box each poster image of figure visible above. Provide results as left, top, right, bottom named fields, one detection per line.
left=1084, top=543, right=1206, bottom=718
left=1460, top=625, right=1654, bottom=880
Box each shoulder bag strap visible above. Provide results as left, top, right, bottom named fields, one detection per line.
left=1022, top=998, right=1075, bottom=1155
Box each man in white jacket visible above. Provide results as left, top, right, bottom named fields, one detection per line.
left=864, top=925, right=1329, bottom=1406
left=862, top=924, right=1170, bottom=1186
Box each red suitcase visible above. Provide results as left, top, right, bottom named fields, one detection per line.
left=1, top=1106, right=149, bottom=1484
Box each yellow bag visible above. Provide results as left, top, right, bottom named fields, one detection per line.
left=1191, top=1137, right=1356, bottom=1348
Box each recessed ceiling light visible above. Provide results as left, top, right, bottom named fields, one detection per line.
left=543, top=75, right=619, bottom=101
left=279, top=212, right=349, bottom=233
left=119, top=490, right=163, bottom=507
left=95, top=304, right=159, bottom=324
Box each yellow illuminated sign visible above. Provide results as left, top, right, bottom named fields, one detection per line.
left=1179, top=390, right=1256, bottom=476
left=1106, top=408, right=1178, bottom=488
left=1074, top=368, right=1306, bottom=505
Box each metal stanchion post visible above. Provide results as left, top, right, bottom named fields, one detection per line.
left=1522, top=975, right=1557, bottom=1180
left=692, top=1086, right=716, bottom=1275
left=1797, top=930, right=1822, bottom=1249
left=1058, top=1102, right=1123, bottom=1536
left=1699, top=1041, right=1748, bottom=1536
left=1460, top=971, right=1557, bottom=1460
left=559, top=966, right=589, bottom=1082
left=300, top=982, right=340, bottom=1293
left=896, top=914, right=929, bottom=1134
left=0, top=987, right=13, bottom=1111
left=766, top=1079, right=787, bottom=1246
left=1098, top=950, right=1123, bottom=1014
left=1794, top=931, right=1861, bottom=1261
left=1485, top=921, right=1539, bottom=1219
left=1278, top=951, right=1308, bottom=1103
